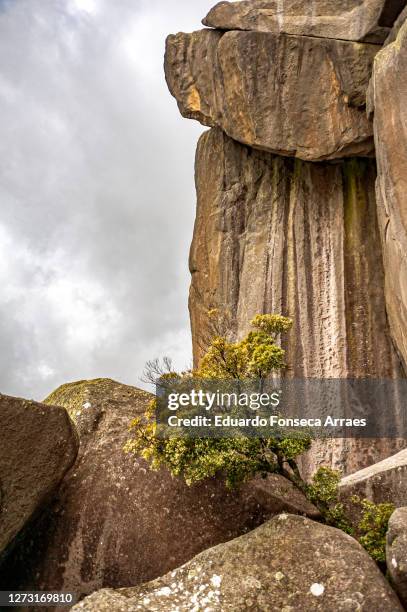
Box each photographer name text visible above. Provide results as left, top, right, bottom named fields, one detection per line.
left=166, top=415, right=367, bottom=428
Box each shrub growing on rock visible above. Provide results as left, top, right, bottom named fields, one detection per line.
left=126, top=313, right=395, bottom=564
left=126, top=315, right=312, bottom=491
left=354, top=497, right=396, bottom=563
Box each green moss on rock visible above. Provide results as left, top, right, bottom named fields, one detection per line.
left=44, top=378, right=151, bottom=423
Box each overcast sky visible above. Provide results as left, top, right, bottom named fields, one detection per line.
left=0, top=0, right=217, bottom=400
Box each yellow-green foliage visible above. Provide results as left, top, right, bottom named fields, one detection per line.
left=308, top=467, right=342, bottom=505
left=354, top=498, right=395, bottom=563
left=125, top=314, right=396, bottom=567
left=125, top=314, right=314, bottom=489
left=307, top=467, right=353, bottom=534
left=198, top=314, right=291, bottom=379
left=307, top=469, right=394, bottom=561
left=125, top=412, right=311, bottom=489
left=250, top=314, right=293, bottom=336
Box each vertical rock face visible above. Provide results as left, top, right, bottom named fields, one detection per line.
left=166, top=3, right=407, bottom=478
left=190, top=128, right=398, bottom=379
left=370, top=17, right=407, bottom=370
left=190, top=129, right=404, bottom=476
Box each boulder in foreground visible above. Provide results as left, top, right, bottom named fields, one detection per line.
left=0, top=393, right=78, bottom=560
left=0, top=379, right=317, bottom=600
left=72, top=514, right=403, bottom=611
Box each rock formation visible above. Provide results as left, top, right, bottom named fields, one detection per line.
left=340, top=448, right=407, bottom=508
left=190, top=129, right=397, bottom=379
left=203, top=0, right=406, bottom=43
left=387, top=507, right=407, bottom=606
left=369, top=16, right=407, bottom=370
left=165, top=30, right=377, bottom=161
left=4, top=2, right=407, bottom=607
left=0, top=379, right=317, bottom=602
left=384, top=4, right=407, bottom=43
left=0, top=393, right=78, bottom=562
left=72, top=515, right=403, bottom=611
left=165, top=0, right=407, bottom=477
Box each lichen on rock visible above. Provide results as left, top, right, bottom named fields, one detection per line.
left=72, top=514, right=403, bottom=611
left=1, top=378, right=318, bottom=601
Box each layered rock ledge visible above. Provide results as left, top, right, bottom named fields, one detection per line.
left=165, top=29, right=377, bottom=161
left=203, top=0, right=407, bottom=43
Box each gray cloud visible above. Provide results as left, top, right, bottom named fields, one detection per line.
left=0, top=0, right=214, bottom=399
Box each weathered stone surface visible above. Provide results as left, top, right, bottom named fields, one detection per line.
left=0, top=379, right=318, bottom=600
left=203, top=0, right=407, bottom=43
left=340, top=449, right=407, bottom=508
left=190, top=128, right=405, bottom=477
left=165, top=29, right=377, bottom=161
left=387, top=507, right=407, bottom=606
left=72, top=514, right=403, bottom=611
left=241, top=473, right=320, bottom=518
left=190, top=129, right=394, bottom=376
left=0, top=393, right=78, bottom=563
left=190, top=128, right=404, bottom=475
left=370, top=17, right=407, bottom=371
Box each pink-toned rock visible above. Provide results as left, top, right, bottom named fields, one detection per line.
left=189, top=128, right=404, bottom=477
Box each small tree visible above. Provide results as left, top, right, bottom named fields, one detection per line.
left=126, top=315, right=313, bottom=497
left=125, top=313, right=393, bottom=563
left=197, top=314, right=292, bottom=379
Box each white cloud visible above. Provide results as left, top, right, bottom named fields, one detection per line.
left=70, top=0, right=98, bottom=14
left=37, top=363, right=56, bottom=380
left=0, top=0, right=214, bottom=399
